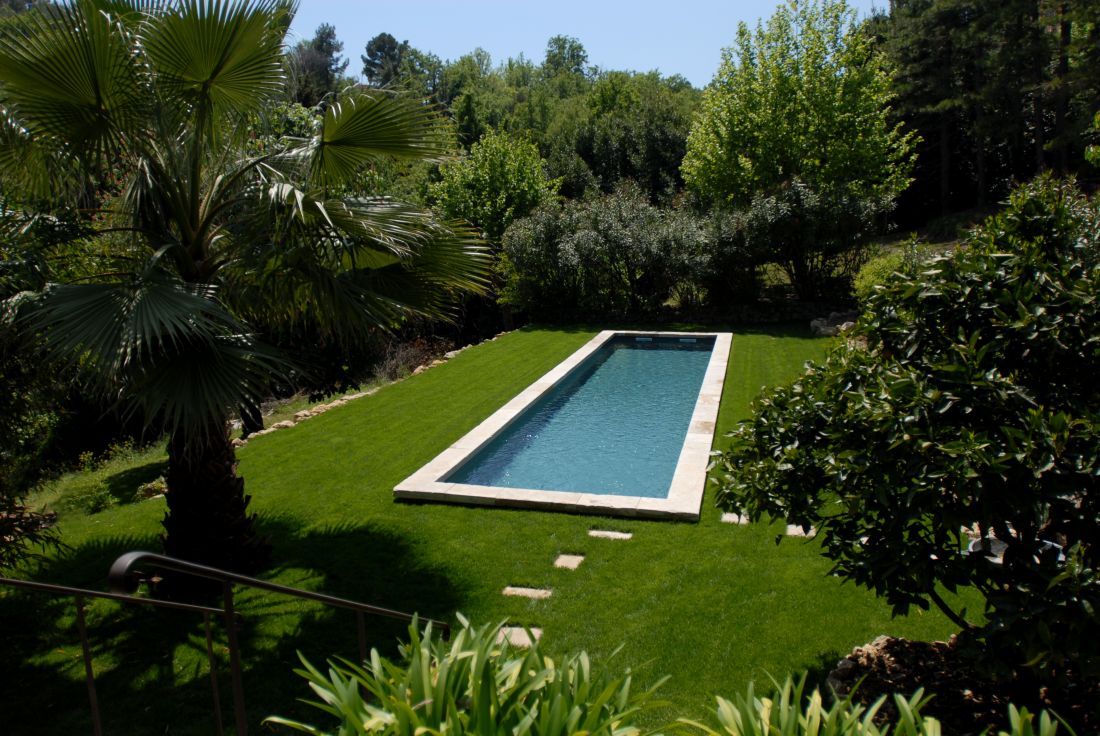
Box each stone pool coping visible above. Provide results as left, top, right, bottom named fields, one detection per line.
left=393, top=330, right=732, bottom=521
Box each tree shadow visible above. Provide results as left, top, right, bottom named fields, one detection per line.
left=102, top=459, right=169, bottom=504
left=1, top=516, right=465, bottom=735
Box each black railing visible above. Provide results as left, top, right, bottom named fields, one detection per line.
left=1, top=551, right=451, bottom=735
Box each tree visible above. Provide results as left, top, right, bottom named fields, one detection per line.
left=542, top=35, right=588, bottom=78
left=0, top=0, right=488, bottom=585
left=361, top=32, right=409, bottom=88
left=682, top=0, right=916, bottom=207
left=501, top=182, right=701, bottom=320
left=717, top=176, right=1100, bottom=688
left=289, top=23, right=349, bottom=107
left=430, top=131, right=558, bottom=243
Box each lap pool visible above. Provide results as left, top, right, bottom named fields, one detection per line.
left=394, top=330, right=731, bottom=519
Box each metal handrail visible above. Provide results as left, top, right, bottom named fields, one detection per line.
left=2, top=552, right=450, bottom=736
left=0, top=576, right=226, bottom=736
left=108, top=550, right=451, bottom=735
left=108, top=551, right=452, bottom=634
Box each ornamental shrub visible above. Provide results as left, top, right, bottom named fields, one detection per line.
left=716, top=175, right=1100, bottom=688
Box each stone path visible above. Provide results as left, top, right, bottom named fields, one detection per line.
left=721, top=512, right=815, bottom=537
left=497, top=529, right=628, bottom=647
left=499, top=516, right=810, bottom=649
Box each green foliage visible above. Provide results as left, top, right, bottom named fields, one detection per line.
left=266, top=616, right=663, bottom=736
left=430, top=130, right=560, bottom=243
left=851, top=237, right=933, bottom=306
left=1087, top=111, right=1100, bottom=167
left=501, top=182, right=703, bottom=320
left=878, top=0, right=1100, bottom=217
left=683, top=0, right=916, bottom=207
left=717, top=176, right=1100, bottom=685
left=0, top=0, right=488, bottom=574
left=289, top=23, right=348, bottom=107
left=683, top=675, right=935, bottom=736
left=683, top=674, right=1070, bottom=736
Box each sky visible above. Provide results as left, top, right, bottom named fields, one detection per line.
left=288, top=0, right=882, bottom=89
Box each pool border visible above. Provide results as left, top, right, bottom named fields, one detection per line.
left=393, top=330, right=732, bottom=521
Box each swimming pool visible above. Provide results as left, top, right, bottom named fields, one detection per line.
left=394, top=330, right=731, bottom=519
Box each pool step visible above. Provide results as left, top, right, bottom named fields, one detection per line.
left=502, top=586, right=552, bottom=600
left=588, top=530, right=632, bottom=540
left=497, top=626, right=542, bottom=648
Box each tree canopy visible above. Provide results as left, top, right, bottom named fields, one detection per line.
left=682, top=0, right=917, bottom=207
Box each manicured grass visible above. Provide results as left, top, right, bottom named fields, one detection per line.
left=1, top=325, right=969, bottom=735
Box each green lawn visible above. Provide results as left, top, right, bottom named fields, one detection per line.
left=1, top=325, right=967, bottom=735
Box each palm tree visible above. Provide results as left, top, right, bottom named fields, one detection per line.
left=0, top=0, right=488, bottom=581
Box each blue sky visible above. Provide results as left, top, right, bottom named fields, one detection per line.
left=289, top=0, right=882, bottom=89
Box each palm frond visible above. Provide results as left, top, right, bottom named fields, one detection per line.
left=0, top=0, right=147, bottom=163
left=308, top=92, right=451, bottom=186
left=140, top=0, right=289, bottom=121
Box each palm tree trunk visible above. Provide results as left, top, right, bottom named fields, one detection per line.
left=160, top=419, right=270, bottom=596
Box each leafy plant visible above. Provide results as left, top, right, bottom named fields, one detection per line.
left=0, top=0, right=488, bottom=580
left=266, top=616, right=664, bottom=736
left=717, top=175, right=1100, bottom=686
left=501, top=181, right=702, bottom=320
left=682, top=674, right=1071, bottom=736
left=851, top=237, right=934, bottom=306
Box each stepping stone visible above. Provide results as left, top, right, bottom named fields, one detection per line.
left=588, top=530, right=632, bottom=540
left=502, top=586, right=552, bottom=600
left=554, top=554, right=585, bottom=570
left=497, top=626, right=542, bottom=648
left=721, top=512, right=750, bottom=525
left=785, top=524, right=816, bottom=538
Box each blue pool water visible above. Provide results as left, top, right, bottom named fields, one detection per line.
left=446, top=335, right=715, bottom=497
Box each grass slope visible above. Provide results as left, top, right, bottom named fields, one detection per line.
left=1, top=325, right=966, bottom=734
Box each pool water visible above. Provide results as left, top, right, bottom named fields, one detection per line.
left=446, top=336, right=715, bottom=497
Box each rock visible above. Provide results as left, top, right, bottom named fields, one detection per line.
left=251, top=428, right=276, bottom=437
left=231, top=438, right=247, bottom=448
left=834, top=657, right=859, bottom=679
left=294, top=410, right=313, bottom=420
left=271, top=420, right=295, bottom=430
left=430, top=359, right=444, bottom=367
left=345, top=392, right=368, bottom=400
left=443, top=348, right=464, bottom=359
left=840, top=321, right=856, bottom=332
left=412, top=364, right=427, bottom=375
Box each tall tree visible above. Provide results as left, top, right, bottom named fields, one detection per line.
left=0, top=0, right=488, bottom=583
left=290, top=22, right=349, bottom=107
left=361, top=32, right=409, bottom=88
left=682, top=0, right=916, bottom=207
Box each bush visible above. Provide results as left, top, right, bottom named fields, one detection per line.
left=716, top=175, right=1100, bottom=689
left=501, top=182, right=703, bottom=320
left=266, top=616, right=663, bottom=736
left=269, top=621, right=1074, bottom=736
left=851, top=237, right=933, bottom=306
left=684, top=675, right=1069, bottom=736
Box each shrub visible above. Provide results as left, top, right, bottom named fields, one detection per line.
left=683, top=674, right=1070, bottom=736
left=716, top=175, right=1100, bottom=688
left=501, top=182, right=703, bottom=320
left=851, top=237, right=933, bottom=306
left=266, top=616, right=663, bottom=736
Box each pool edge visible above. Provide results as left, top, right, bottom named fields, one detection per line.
left=393, top=330, right=732, bottom=521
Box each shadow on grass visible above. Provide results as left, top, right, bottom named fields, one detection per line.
left=1, top=516, right=465, bottom=736
left=102, top=459, right=169, bottom=505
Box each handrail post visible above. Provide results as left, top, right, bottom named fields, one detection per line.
left=203, top=612, right=226, bottom=736
left=75, top=594, right=104, bottom=736
left=223, top=582, right=248, bottom=736
left=356, top=611, right=367, bottom=664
